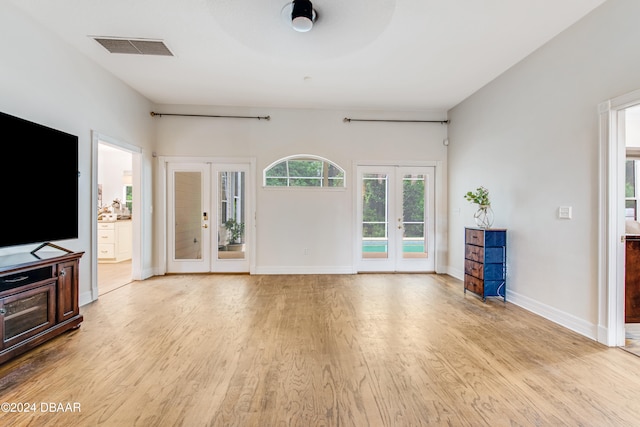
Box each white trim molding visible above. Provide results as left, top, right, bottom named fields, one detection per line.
left=598, top=88, right=640, bottom=347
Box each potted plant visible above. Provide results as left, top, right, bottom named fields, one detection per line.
left=223, top=218, right=245, bottom=251
left=464, top=186, right=494, bottom=228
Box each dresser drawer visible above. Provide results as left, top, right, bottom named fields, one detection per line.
left=98, top=243, right=115, bottom=259
left=464, top=274, right=484, bottom=296
left=98, top=229, right=115, bottom=243
left=98, top=222, right=115, bottom=230
left=484, top=280, right=505, bottom=298
left=465, top=244, right=484, bottom=262
left=485, top=247, right=505, bottom=263
left=465, top=259, right=484, bottom=279
left=465, top=228, right=484, bottom=246
left=484, top=262, right=505, bottom=280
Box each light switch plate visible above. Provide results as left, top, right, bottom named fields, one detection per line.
left=558, top=206, right=572, bottom=219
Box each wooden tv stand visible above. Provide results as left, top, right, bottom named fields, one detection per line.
left=0, top=248, right=83, bottom=365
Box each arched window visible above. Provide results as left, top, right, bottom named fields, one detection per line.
left=263, top=154, right=345, bottom=188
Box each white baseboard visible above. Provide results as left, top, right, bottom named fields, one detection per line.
left=444, top=268, right=598, bottom=341
left=254, top=265, right=355, bottom=275
left=446, top=265, right=464, bottom=281
left=79, top=291, right=94, bottom=307
left=507, top=289, right=597, bottom=341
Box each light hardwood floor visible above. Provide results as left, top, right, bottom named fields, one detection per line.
left=98, top=260, right=132, bottom=295
left=625, top=327, right=640, bottom=358
left=1, top=273, right=640, bottom=426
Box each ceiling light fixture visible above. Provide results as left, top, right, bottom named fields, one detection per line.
left=290, top=0, right=317, bottom=32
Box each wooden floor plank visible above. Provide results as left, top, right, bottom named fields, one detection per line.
left=97, top=260, right=132, bottom=295
left=1, top=273, right=640, bottom=426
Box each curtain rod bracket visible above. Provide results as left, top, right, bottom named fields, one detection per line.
left=150, top=112, right=270, bottom=120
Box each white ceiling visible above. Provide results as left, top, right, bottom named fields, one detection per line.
left=10, top=0, right=606, bottom=112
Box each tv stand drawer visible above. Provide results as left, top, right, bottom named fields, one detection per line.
left=0, top=266, right=54, bottom=292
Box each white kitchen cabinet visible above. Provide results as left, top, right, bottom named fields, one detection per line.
left=97, top=220, right=132, bottom=263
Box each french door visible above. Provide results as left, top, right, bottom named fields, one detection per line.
left=166, top=162, right=251, bottom=273
left=356, top=165, right=435, bottom=272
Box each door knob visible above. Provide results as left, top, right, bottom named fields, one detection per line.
left=202, top=224, right=208, bottom=228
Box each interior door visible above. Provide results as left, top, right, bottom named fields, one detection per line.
left=357, top=165, right=435, bottom=272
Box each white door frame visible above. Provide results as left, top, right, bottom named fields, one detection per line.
left=354, top=160, right=442, bottom=273
left=598, top=88, right=640, bottom=346
left=157, top=156, right=256, bottom=275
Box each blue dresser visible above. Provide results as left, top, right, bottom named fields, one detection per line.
left=464, top=227, right=506, bottom=301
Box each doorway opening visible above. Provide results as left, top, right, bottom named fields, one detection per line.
left=623, top=106, right=640, bottom=356
left=599, top=89, right=640, bottom=349
left=93, top=132, right=142, bottom=297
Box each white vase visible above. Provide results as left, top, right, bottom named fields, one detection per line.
left=474, top=205, right=494, bottom=229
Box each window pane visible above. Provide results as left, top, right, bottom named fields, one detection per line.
left=363, top=223, right=386, bottom=238
left=627, top=160, right=635, bottom=197
left=265, top=177, right=287, bottom=186
left=626, top=200, right=637, bottom=220
left=403, top=223, right=424, bottom=238
left=362, top=174, right=387, bottom=222
left=328, top=164, right=344, bottom=178
left=124, top=185, right=133, bottom=214
left=219, top=171, right=245, bottom=260
left=290, top=178, right=321, bottom=187
left=266, top=162, right=287, bottom=177
left=264, top=156, right=345, bottom=188
left=289, top=160, right=322, bottom=177
left=328, top=177, right=344, bottom=187
left=174, top=171, right=202, bottom=260
left=402, top=175, right=425, bottom=222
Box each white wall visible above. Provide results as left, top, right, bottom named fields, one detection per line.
left=627, top=106, right=640, bottom=147
left=153, top=105, right=448, bottom=273
left=0, top=2, right=155, bottom=304
left=98, top=144, right=132, bottom=209
left=447, top=0, right=640, bottom=339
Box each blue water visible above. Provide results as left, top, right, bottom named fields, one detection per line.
left=362, top=240, right=424, bottom=253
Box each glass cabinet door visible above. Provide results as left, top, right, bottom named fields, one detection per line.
left=1, top=283, right=56, bottom=349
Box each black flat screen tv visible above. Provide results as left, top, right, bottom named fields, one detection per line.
left=0, top=111, right=78, bottom=249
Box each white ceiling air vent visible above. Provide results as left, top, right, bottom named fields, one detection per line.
left=93, top=37, right=173, bottom=56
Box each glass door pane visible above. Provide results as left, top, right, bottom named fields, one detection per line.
left=167, top=163, right=211, bottom=273
left=361, top=172, right=389, bottom=259
left=213, top=163, right=250, bottom=273
left=174, top=171, right=203, bottom=260
left=218, top=171, right=245, bottom=260
left=401, top=173, right=427, bottom=259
